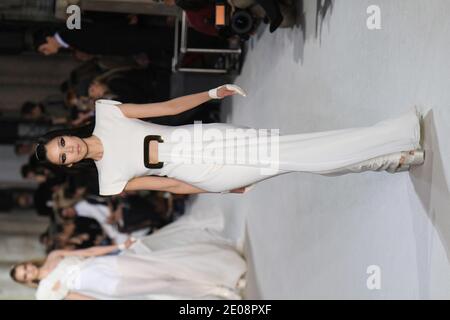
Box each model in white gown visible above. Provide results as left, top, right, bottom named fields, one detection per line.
left=93, top=100, right=422, bottom=195
left=35, top=213, right=246, bottom=300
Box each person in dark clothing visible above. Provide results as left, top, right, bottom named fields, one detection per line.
left=88, top=67, right=171, bottom=104
left=115, top=193, right=172, bottom=233
left=71, top=216, right=106, bottom=249
left=0, top=119, right=64, bottom=145
left=55, top=212, right=107, bottom=250
left=174, top=0, right=291, bottom=34
left=0, top=25, right=27, bottom=54
left=36, top=22, right=174, bottom=66
left=20, top=100, right=70, bottom=125
left=33, top=180, right=60, bottom=219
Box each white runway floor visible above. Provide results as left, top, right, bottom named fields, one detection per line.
left=184, top=0, right=450, bottom=299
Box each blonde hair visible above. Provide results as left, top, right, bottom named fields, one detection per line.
left=91, top=66, right=135, bottom=98
left=10, top=259, right=45, bottom=289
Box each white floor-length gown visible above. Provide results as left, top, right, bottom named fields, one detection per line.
left=92, top=100, right=421, bottom=195
left=36, top=212, right=246, bottom=300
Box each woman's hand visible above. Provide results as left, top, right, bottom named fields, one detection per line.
left=211, top=84, right=247, bottom=99
left=229, top=187, right=246, bottom=193
left=122, top=237, right=137, bottom=250
left=217, top=86, right=239, bottom=99
left=229, top=184, right=255, bottom=194
left=38, top=36, right=62, bottom=56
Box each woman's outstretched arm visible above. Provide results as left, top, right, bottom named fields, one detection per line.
left=124, top=176, right=249, bottom=194
left=47, top=238, right=135, bottom=260
left=118, top=86, right=239, bottom=119
left=124, top=176, right=207, bottom=194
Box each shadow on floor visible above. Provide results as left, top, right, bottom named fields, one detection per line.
left=242, top=225, right=264, bottom=299
left=315, top=0, right=334, bottom=40
left=410, top=110, right=450, bottom=262
left=291, top=0, right=333, bottom=62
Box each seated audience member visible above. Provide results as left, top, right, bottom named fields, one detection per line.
left=109, top=192, right=176, bottom=233
left=14, top=141, right=37, bottom=156
left=57, top=215, right=108, bottom=250
left=35, top=22, right=174, bottom=67
left=21, top=164, right=51, bottom=183
left=88, top=67, right=171, bottom=104
left=33, top=180, right=63, bottom=219
left=21, top=101, right=69, bottom=125
left=0, top=190, right=34, bottom=212
left=60, top=201, right=149, bottom=245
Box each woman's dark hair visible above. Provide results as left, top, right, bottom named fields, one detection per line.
left=35, top=123, right=93, bottom=162
left=35, top=123, right=99, bottom=194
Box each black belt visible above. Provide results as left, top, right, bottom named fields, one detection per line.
left=143, top=135, right=164, bottom=169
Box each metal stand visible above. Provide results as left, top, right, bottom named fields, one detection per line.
left=172, top=11, right=242, bottom=74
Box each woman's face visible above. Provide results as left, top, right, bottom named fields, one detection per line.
left=14, top=263, right=39, bottom=283
left=45, top=136, right=88, bottom=166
